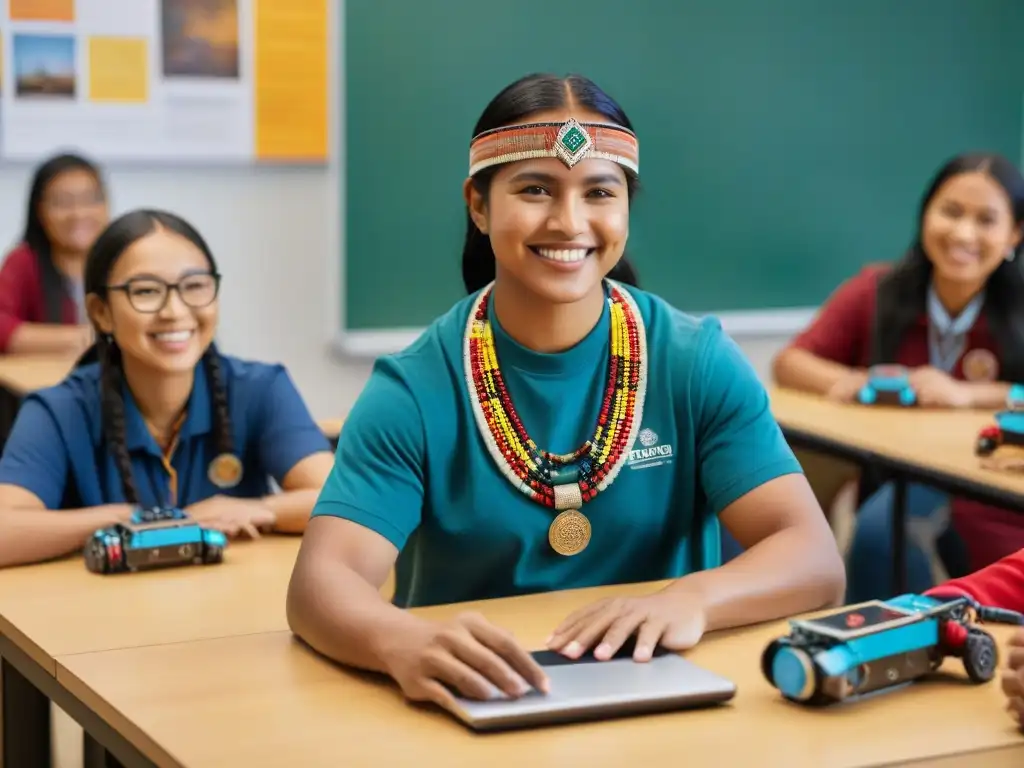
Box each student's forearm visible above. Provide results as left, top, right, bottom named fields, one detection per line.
left=286, top=555, right=423, bottom=674
left=665, top=525, right=846, bottom=632
left=772, top=348, right=859, bottom=395
left=263, top=489, right=320, bottom=534
left=967, top=382, right=1012, bottom=410
left=0, top=505, right=134, bottom=568
left=928, top=551, right=1024, bottom=613
left=6, top=323, right=85, bottom=355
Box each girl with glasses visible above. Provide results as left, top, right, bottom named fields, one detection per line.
left=0, top=153, right=109, bottom=355
left=0, top=209, right=335, bottom=567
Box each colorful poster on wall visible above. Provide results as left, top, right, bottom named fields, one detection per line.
left=0, top=0, right=328, bottom=163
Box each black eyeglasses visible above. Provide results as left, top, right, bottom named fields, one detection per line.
left=107, top=273, right=221, bottom=314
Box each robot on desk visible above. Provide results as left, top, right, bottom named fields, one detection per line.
left=975, top=384, right=1024, bottom=464
left=84, top=506, right=227, bottom=574
left=857, top=365, right=917, bottom=407
left=761, top=593, right=1023, bottom=706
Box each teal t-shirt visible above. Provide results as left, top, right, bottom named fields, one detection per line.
left=313, top=285, right=802, bottom=607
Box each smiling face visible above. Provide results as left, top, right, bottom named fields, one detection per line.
left=921, top=171, right=1022, bottom=293
left=87, top=226, right=219, bottom=377
left=464, top=108, right=631, bottom=306
left=38, top=168, right=108, bottom=254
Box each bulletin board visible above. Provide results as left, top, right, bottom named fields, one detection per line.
left=0, top=0, right=328, bottom=163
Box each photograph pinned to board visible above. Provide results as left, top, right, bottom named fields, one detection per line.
left=13, top=33, right=76, bottom=98
left=161, top=0, right=240, bottom=79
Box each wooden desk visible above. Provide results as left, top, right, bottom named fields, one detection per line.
left=0, top=535, right=396, bottom=768
left=0, top=354, right=76, bottom=395
left=771, top=388, right=1024, bottom=593
left=0, top=354, right=77, bottom=453
left=0, top=537, right=301, bottom=768
left=0, top=536, right=301, bottom=675
left=318, top=418, right=343, bottom=444
left=55, top=584, right=1024, bottom=768
left=770, top=388, right=1024, bottom=504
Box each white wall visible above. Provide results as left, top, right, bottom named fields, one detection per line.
left=0, top=7, right=798, bottom=425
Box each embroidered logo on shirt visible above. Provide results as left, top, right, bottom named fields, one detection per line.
left=628, top=427, right=674, bottom=470
left=962, top=348, right=998, bottom=383
left=639, top=428, right=658, bottom=447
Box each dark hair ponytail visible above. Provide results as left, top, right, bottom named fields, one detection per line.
left=22, top=153, right=105, bottom=322
left=870, top=152, right=1024, bottom=382
left=84, top=209, right=234, bottom=505
left=461, top=73, right=641, bottom=295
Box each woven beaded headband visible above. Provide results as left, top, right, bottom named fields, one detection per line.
left=468, top=118, right=639, bottom=177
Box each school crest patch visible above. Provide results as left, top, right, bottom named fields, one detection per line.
left=962, top=348, right=998, bottom=383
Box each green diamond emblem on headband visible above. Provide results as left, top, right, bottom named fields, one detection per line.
left=554, top=119, right=593, bottom=168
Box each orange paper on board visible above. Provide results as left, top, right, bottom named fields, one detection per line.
left=9, top=0, right=75, bottom=22
left=253, top=0, right=328, bottom=162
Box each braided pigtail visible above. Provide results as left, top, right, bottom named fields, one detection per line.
left=202, top=343, right=241, bottom=488
left=97, top=335, right=139, bottom=504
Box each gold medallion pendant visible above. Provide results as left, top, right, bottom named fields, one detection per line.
left=548, top=509, right=592, bottom=556
left=208, top=453, right=243, bottom=489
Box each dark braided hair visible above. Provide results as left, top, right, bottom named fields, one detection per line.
left=82, top=209, right=234, bottom=503
left=22, top=153, right=106, bottom=322
left=94, top=334, right=140, bottom=503
left=870, top=153, right=1024, bottom=382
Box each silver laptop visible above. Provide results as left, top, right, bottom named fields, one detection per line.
left=447, top=643, right=736, bottom=731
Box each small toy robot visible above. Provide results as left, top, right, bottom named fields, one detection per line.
left=761, top=594, right=1023, bottom=706
left=857, top=365, right=917, bottom=407
left=975, top=411, right=1024, bottom=457
left=975, top=386, right=1024, bottom=458
left=84, top=507, right=227, bottom=575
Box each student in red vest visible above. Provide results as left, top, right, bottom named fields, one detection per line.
left=772, top=152, right=1024, bottom=603
left=925, top=550, right=1024, bottom=726
left=0, top=153, right=109, bottom=355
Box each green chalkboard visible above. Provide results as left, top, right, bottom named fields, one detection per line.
left=343, top=0, right=1024, bottom=333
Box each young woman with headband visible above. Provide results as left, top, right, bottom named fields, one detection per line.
left=287, top=73, right=844, bottom=711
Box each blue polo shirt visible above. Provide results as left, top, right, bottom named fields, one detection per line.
left=312, top=284, right=802, bottom=608
left=0, top=354, right=330, bottom=509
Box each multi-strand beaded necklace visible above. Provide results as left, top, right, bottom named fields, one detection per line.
left=463, top=280, right=648, bottom=555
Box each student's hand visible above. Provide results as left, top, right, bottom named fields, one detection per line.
left=381, top=612, right=550, bottom=710
left=546, top=587, right=706, bottom=662
left=185, top=496, right=276, bottom=539
left=1002, top=629, right=1024, bottom=728
left=826, top=370, right=869, bottom=403
left=908, top=366, right=973, bottom=409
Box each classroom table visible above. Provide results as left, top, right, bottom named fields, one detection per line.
left=319, top=418, right=343, bottom=447
left=0, top=354, right=77, bottom=451
left=769, top=388, right=1024, bottom=593
left=0, top=536, right=303, bottom=768
left=51, top=582, right=1024, bottom=767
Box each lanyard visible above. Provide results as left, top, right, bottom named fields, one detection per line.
left=926, top=286, right=983, bottom=373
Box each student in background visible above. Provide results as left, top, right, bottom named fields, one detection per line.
left=773, top=152, right=1024, bottom=602
left=0, top=153, right=109, bottom=355
left=287, top=73, right=844, bottom=713
left=0, top=209, right=334, bottom=568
